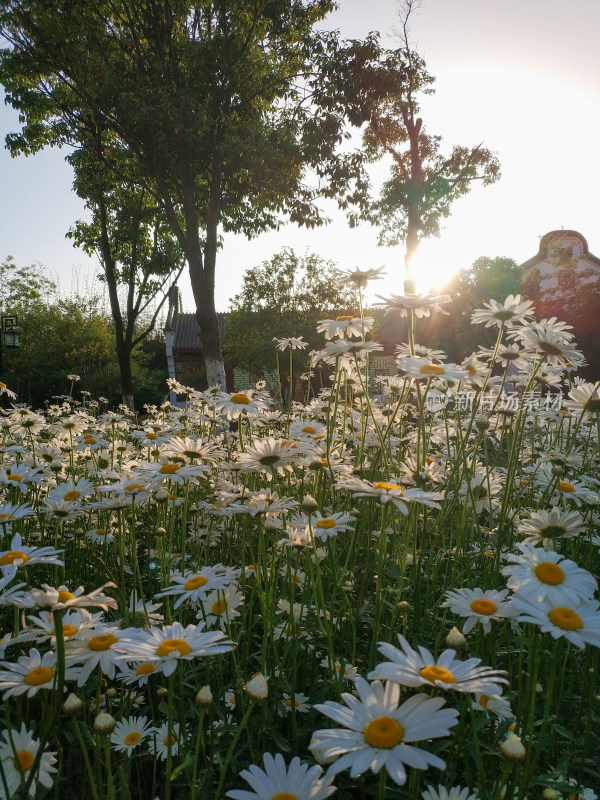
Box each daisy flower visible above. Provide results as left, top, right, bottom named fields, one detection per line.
left=0, top=722, right=57, bottom=797
left=197, top=585, right=244, bottom=630
left=422, top=786, right=481, bottom=800
left=376, top=292, right=451, bottom=318
left=155, top=565, right=238, bottom=610
left=115, top=620, right=233, bottom=677
left=29, top=582, right=118, bottom=612
left=442, top=588, right=516, bottom=634
left=148, top=721, right=182, bottom=761
left=473, top=693, right=515, bottom=720
left=281, top=692, right=311, bottom=713
left=514, top=324, right=584, bottom=367
left=226, top=752, right=336, bottom=800
left=11, top=608, right=99, bottom=646
left=471, top=295, right=535, bottom=328
left=0, top=502, right=34, bottom=526
left=311, top=678, right=459, bottom=786
left=236, top=437, right=298, bottom=480
left=116, top=659, right=163, bottom=685
left=47, top=477, right=95, bottom=504
left=367, top=634, right=507, bottom=696
left=310, top=511, right=356, bottom=541
left=502, top=543, right=597, bottom=605
left=65, top=625, right=133, bottom=686
left=335, top=476, right=443, bottom=516
left=216, top=390, right=267, bottom=421
left=0, top=532, right=64, bottom=570
left=516, top=507, right=585, bottom=548
left=566, top=381, right=600, bottom=420
left=110, top=715, right=152, bottom=753
left=273, top=336, right=309, bottom=350
left=510, top=596, right=600, bottom=649
left=335, top=265, right=387, bottom=289
left=321, top=658, right=358, bottom=682
left=397, top=357, right=466, bottom=381
left=316, top=316, right=374, bottom=340
left=160, top=436, right=221, bottom=464
left=0, top=648, right=81, bottom=698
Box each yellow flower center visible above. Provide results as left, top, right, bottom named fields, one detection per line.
left=136, top=663, right=156, bottom=676
left=374, top=481, right=403, bottom=493
left=335, top=315, right=354, bottom=321
left=7, top=474, right=23, bottom=482
left=163, top=734, right=177, bottom=746
left=184, top=575, right=208, bottom=591
left=364, top=716, right=405, bottom=748
left=124, top=732, right=141, bottom=746
left=272, top=795, right=299, bottom=800
left=60, top=625, right=78, bottom=637
left=95, top=529, right=107, bottom=536
left=419, top=665, right=456, bottom=684
left=16, top=750, right=34, bottom=771
left=63, top=491, right=81, bottom=501
left=284, top=698, right=298, bottom=707
left=231, top=393, right=251, bottom=405
left=0, top=513, right=14, bottom=522
left=211, top=598, right=228, bottom=614
left=302, top=425, right=316, bottom=434
left=146, top=432, right=158, bottom=440
left=548, top=607, right=583, bottom=630
left=58, top=590, right=75, bottom=602
left=470, top=598, right=497, bottom=615
left=558, top=481, right=575, bottom=493
left=159, top=464, right=180, bottom=474
left=0, top=550, right=29, bottom=566
left=88, top=634, right=119, bottom=651
left=316, top=518, right=336, bottom=529
left=24, top=666, right=54, bottom=686
left=534, top=562, right=564, bottom=585
left=125, top=484, right=144, bottom=493
left=419, top=364, right=445, bottom=375
left=156, top=638, right=192, bottom=657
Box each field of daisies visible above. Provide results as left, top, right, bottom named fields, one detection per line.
left=0, top=278, right=599, bottom=800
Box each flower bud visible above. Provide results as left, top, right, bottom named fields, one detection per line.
left=301, top=494, right=319, bottom=513
left=499, top=731, right=526, bottom=760
left=195, top=685, right=213, bottom=706
left=244, top=673, right=269, bottom=701
left=155, top=489, right=170, bottom=504
left=63, top=693, right=83, bottom=715
left=542, top=790, right=560, bottom=800
left=475, top=414, right=490, bottom=431
left=155, top=526, right=167, bottom=537
left=93, top=712, right=116, bottom=734
left=445, top=626, right=467, bottom=648
left=106, top=688, right=117, bottom=698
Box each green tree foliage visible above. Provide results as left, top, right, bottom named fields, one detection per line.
left=313, top=1, right=500, bottom=282
left=0, top=257, right=167, bottom=408
left=0, top=0, right=369, bottom=388
left=421, top=256, right=522, bottom=359
left=224, top=249, right=356, bottom=385
left=67, top=131, right=185, bottom=409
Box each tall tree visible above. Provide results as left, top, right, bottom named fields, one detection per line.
left=0, top=0, right=368, bottom=387
left=225, top=249, right=356, bottom=391
left=66, top=129, right=185, bottom=410
left=314, top=1, right=500, bottom=289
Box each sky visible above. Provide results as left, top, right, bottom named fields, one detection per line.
left=1, top=0, right=600, bottom=311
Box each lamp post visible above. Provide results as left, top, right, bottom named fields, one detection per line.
left=0, top=314, right=20, bottom=378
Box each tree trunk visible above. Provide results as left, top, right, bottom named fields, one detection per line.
left=115, top=337, right=135, bottom=411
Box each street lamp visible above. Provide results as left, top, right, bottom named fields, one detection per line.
left=0, top=314, right=20, bottom=377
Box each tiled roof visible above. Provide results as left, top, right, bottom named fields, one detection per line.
left=170, top=312, right=227, bottom=353
left=173, top=313, right=202, bottom=352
